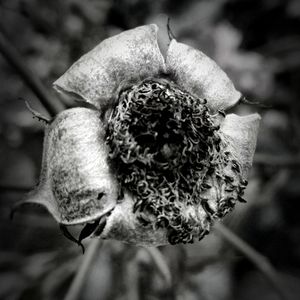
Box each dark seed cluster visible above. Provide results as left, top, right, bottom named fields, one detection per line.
left=106, top=79, right=247, bottom=244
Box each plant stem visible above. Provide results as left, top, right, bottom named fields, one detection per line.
left=144, top=247, right=172, bottom=287
left=0, top=184, right=31, bottom=193
left=214, top=222, right=289, bottom=300
left=254, top=153, right=300, bottom=168
left=63, top=240, right=102, bottom=300
left=0, top=28, right=64, bottom=116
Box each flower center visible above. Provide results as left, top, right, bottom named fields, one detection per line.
left=106, top=79, right=246, bottom=244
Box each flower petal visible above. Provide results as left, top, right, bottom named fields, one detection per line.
left=220, top=113, right=261, bottom=177
left=54, top=25, right=165, bottom=109
left=100, top=193, right=169, bottom=246
left=166, top=39, right=241, bottom=112
left=98, top=192, right=211, bottom=246
left=14, top=108, right=118, bottom=225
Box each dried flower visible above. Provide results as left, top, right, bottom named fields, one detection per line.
left=17, top=24, right=260, bottom=247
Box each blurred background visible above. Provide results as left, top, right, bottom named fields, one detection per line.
left=1, top=0, right=300, bottom=299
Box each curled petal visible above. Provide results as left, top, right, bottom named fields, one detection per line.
left=54, top=25, right=165, bottom=109
left=98, top=193, right=211, bottom=246
left=220, top=113, right=261, bottom=177
left=99, top=193, right=169, bottom=246
left=14, top=108, right=118, bottom=225
left=166, top=40, right=241, bottom=112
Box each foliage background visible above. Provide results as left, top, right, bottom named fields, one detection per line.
left=1, top=0, right=300, bottom=299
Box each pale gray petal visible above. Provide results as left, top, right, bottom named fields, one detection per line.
left=15, top=108, right=118, bottom=225
left=54, top=25, right=165, bottom=109
left=166, top=40, right=241, bottom=112
left=100, top=193, right=169, bottom=246
left=220, top=113, right=261, bottom=178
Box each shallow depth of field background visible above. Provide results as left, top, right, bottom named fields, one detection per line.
left=1, top=0, right=300, bottom=299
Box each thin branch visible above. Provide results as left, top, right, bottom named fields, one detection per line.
left=186, top=254, right=223, bottom=273
left=144, top=247, right=172, bottom=288
left=214, top=222, right=289, bottom=300
left=167, top=17, right=176, bottom=41
left=25, top=100, right=51, bottom=124
left=0, top=184, right=31, bottom=193
left=125, top=257, right=140, bottom=300
left=63, top=239, right=102, bottom=300
left=0, top=28, right=64, bottom=116
left=254, top=153, right=300, bottom=168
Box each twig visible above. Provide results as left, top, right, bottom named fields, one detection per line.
left=167, top=17, right=176, bottom=41
left=25, top=100, right=51, bottom=124
left=239, top=95, right=271, bottom=108
left=0, top=28, right=64, bottom=116
left=214, top=222, right=289, bottom=300
left=0, top=184, right=31, bottom=192
left=186, top=255, right=223, bottom=273
left=144, top=247, right=172, bottom=288
left=125, top=256, right=140, bottom=300
left=254, top=153, right=300, bottom=168
left=63, top=239, right=102, bottom=300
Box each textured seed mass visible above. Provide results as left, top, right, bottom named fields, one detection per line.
left=106, top=79, right=247, bottom=244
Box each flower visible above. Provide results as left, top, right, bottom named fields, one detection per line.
left=17, top=24, right=260, bottom=247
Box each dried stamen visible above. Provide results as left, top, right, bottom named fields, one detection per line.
left=106, top=79, right=246, bottom=244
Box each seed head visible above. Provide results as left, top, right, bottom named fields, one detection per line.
left=105, top=79, right=247, bottom=244
left=14, top=24, right=260, bottom=247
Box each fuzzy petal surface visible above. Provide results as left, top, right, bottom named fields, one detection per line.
left=166, top=40, right=241, bottom=112
left=54, top=25, right=165, bottom=109
left=17, top=108, right=118, bottom=225
left=221, top=113, right=261, bottom=177
left=100, top=193, right=169, bottom=246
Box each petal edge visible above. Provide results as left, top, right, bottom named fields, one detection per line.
left=166, top=39, right=241, bottom=112
left=15, top=108, right=119, bottom=225
left=220, top=113, right=261, bottom=177
left=54, top=24, right=166, bottom=109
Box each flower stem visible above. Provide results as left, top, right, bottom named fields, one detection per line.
left=0, top=184, right=31, bottom=193
left=214, top=222, right=289, bottom=300
left=144, top=247, right=172, bottom=288
left=0, top=27, right=64, bottom=116
left=63, top=240, right=102, bottom=300
left=255, top=153, right=300, bottom=168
